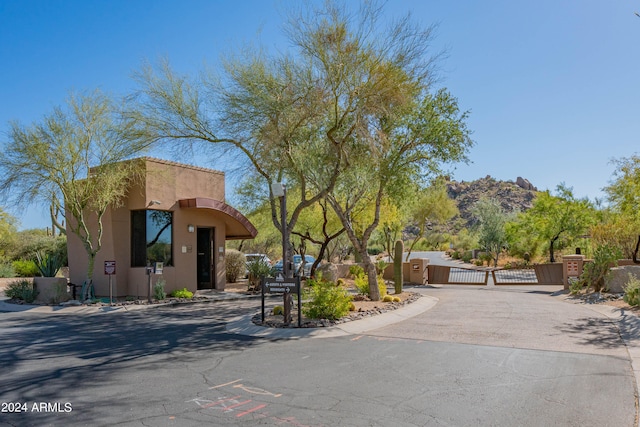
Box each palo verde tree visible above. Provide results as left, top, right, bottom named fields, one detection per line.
left=324, top=88, right=473, bottom=300
left=405, top=178, right=459, bottom=261
left=0, top=91, right=148, bottom=294
left=268, top=1, right=473, bottom=300
left=517, top=184, right=595, bottom=262
left=472, top=198, right=512, bottom=267
left=603, top=155, right=640, bottom=261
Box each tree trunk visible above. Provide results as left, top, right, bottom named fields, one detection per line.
left=549, top=237, right=558, bottom=263
left=362, top=254, right=380, bottom=301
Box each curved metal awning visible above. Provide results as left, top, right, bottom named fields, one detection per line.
left=178, top=198, right=258, bottom=240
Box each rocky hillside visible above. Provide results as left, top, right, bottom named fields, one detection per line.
left=446, top=176, right=538, bottom=228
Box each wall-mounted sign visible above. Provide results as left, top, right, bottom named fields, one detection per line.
left=154, top=262, right=164, bottom=275
left=104, top=260, right=116, bottom=275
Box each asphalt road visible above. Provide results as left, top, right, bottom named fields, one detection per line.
left=0, top=286, right=636, bottom=427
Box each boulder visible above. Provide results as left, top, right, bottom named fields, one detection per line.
left=606, top=265, right=640, bottom=293
left=315, top=263, right=339, bottom=282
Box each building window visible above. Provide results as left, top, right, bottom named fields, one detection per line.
left=131, top=210, right=173, bottom=267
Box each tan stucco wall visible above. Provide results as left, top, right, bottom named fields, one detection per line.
left=66, top=158, right=237, bottom=298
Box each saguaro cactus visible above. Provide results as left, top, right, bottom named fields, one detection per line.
left=394, top=240, right=404, bottom=294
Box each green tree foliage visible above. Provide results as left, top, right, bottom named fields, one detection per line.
left=472, top=199, right=511, bottom=267
left=322, top=74, right=473, bottom=299
left=405, top=179, right=458, bottom=260
left=605, top=155, right=640, bottom=219
left=602, top=155, right=640, bottom=259
left=516, top=184, right=595, bottom=262
left=591, top=211, right=638, bottom=260
left=0, top=208, right=17, bottom=259
left=129, top=2, right=472, bottom=299
left=0, top=91, right=149, bottom=289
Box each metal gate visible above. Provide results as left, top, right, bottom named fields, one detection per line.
left=427, top=263, right=564, bottom=286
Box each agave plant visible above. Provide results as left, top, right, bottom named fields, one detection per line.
left=34, top=251, right=64, bottom=277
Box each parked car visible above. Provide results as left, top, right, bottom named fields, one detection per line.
left=245, top=254, right=271, bottom=265
left=273, top=254, right=316, bottom=277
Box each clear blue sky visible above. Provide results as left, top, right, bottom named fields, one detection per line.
left=1, top=0, right=639, bottom=230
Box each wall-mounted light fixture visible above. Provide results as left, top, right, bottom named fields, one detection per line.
left=187, top=224, right=195, bottom=233
left=147, top=200, right=162, bottom=207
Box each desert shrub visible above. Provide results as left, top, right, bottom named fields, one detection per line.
left=377, top=276, right=387, bottom=297
left=624, top=274, right=640, bottom=306
left=367, top=247, right=382, bottom=255
left=303, top=278, right=352, bottom=320
left=348, top=301, right=356, bottom=311
left=577, top=244, right=622, bottom=293
left=392, top=296, right=401, bottom=302
left=273, top=305, right=284, bottom=315
left=474, top=259, right=483, bottom=267
left=246, top=258, right=273, bottom=291
left=171, top=288, right=193, bottom=299
left=451, top=251, right=460, bottom=260
left=153, top=278, right=167, bottom=300
left=0, top=262, right=15, bottom=278
left=336, top=278, right=346, bottom=287
left=461, top=251, right=473, bottom=263
left=225, top=249, right=246, bottom=283
left=6, top=231, right=66, bottom=264
left=354, top=271, right=368, bottom=295
left=354, top=271, right=387, bottom=298
left=569, top=278, right=583, bottom=295
left=383, top=295, right=393, bottom=302
left=12, top=259, right=39, bottom=277
left=349, top=264, right=364, bottom=278
left=5, top=279, right=38, bottom=303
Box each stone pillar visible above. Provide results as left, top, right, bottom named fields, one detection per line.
left=563, top=255, right=585, bottom=290
left=409, top=258, right=429, bottom=285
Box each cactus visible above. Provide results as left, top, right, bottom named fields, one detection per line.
left=394, top=239, right=404, bottom=294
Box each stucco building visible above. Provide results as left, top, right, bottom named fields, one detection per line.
left=66, top=158, right=257, bottom=297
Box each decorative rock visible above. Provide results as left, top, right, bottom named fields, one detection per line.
left=315, top=263, right=339, bottom=282
left=606, top=265, right=640, bottom=293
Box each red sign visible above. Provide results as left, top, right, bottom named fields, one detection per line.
left=104, top=261, right=116, bottom=275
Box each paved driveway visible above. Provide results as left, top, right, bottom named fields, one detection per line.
left=377, top=285, right=628, bottom=356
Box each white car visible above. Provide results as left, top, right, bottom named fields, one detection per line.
left=245, top=254, right=271, bottom=265
left=244, top=254, right=272, bottom=278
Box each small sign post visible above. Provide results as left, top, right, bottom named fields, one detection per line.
left=104, top=261, right=116, bottom=305
left=261, top=274, right=301, bottom=327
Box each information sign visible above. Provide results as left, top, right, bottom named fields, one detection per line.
left=263, top=276, right=299, bottom=294
left=104, top=260, right=116, bottom=275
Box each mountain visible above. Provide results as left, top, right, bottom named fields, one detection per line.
left=446, top=176, right=538, bottom=228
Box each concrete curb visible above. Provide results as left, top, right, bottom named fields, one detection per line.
left=0, top=292, right=261, bottom=315
left=225, top=295, right=439, bottom=339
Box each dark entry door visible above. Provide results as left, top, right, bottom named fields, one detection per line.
left=197, top=227, right=215, bottom=289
